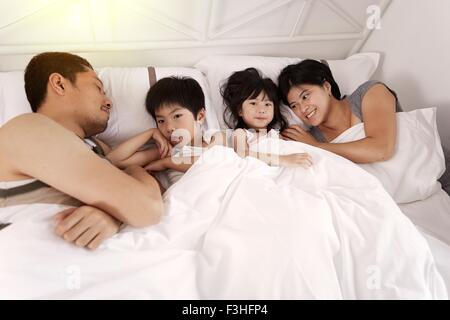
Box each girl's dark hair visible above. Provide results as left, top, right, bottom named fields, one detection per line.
left=145, top=76, right=205, bottom=119
left=221, top=68, right=287, bottom=131
left=278, top=59, right=342, bottom=105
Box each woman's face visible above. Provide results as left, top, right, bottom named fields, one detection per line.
left=239, top=91, right=274, bottom=130
left=286, top=83, right=332, bottom=127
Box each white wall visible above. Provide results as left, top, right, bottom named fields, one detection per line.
left=0, top=0, right=382, bottom=71
left=362, top=0, right=450, bottom=149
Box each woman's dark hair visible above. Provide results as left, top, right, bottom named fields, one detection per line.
left=24, top=52, right=93, bottom=112
left=221, top=68, right=287, bottom=131
left=278, top=59, right=342, bottom=106
left=145, top=76, right=205, bottom=119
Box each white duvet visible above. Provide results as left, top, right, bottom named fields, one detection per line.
left=0, top=138, right=447, bottom=299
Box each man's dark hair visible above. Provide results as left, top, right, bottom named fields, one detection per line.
left=145, top=76, right=205, bottom=118
left=24, top=52, right=93, bottom=112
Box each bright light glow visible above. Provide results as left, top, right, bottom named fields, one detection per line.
left=68, top=1, right=84, bottom=30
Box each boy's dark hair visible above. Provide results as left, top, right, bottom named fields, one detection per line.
left=278, top=59, right=342, bottom=106
left=221, top=67, right=287, bottom=131
left=24, top=52, right=93, bottom=112
left=145, top=76, right=205, bottom=119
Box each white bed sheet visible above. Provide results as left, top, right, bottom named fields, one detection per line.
left=0, top=141, right=447, bottom=299
left=399, top=189, right=450, bottom=297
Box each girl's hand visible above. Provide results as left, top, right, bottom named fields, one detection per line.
left=151, top=129, right=172, bottom=158
left=278, top=153, right=313, bottom=168
left=232, top=129, right=249, bottom=157
left=54, top=206, right=121, bottom=250
left=281, top=125, right=318, bottom=147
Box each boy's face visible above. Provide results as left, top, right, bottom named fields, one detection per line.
left=154, top=104, right=204, bottom=147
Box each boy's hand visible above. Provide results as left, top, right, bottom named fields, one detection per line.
left=54, top=206, right=121, bottom=250
left=278, top=153, right=313, bottom=168
left=145, top=158, right=170, bottom=172
left=151, top=129, right=172, bottom=158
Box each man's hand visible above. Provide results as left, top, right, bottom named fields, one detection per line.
left=54, top=206, right=121, bottom=250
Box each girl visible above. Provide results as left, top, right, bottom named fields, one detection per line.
left=220, top=67, right=313, bottom=167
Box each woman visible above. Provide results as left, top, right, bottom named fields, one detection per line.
left=277, top=59, right=449, bottom=195
left=278, top=59, right=401, bottom=164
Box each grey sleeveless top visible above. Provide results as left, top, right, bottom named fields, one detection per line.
left=310, top=81, right=403, bottom=143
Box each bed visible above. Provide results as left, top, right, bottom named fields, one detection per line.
left=0, top=143, right=448, bottom=299
left=1, top=52, right=449, bottom=299
left=399, top=190, right=450, bottom=295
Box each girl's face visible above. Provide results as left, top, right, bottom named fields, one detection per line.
left=239, top=91, right=274, bottom=130
left=286, top=82, right=332, bottom=127
left=155, top=104, right=205, bottom=147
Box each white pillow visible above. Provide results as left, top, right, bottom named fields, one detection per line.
left=195, top=53, right=380, bottom=129
left=332, top=108, right=445, bottom=204
left=94, top=67, right=220, bottom=147
left=0, top=71, right=31, bottom=126
left=0, top=67, right=219, bottom=147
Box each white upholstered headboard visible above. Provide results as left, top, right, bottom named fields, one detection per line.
left=0, top=0, right=391, bottom=70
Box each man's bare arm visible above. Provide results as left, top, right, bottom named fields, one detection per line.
left=1, top=114, right=162, bottom=228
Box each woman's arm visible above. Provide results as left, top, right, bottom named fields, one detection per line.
left=320, top=84, right=397, bottom=163
left=282, top=84, right=397, bottom=164
left=106, top=128, right=171, bottom=168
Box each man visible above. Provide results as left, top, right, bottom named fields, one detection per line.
left=0, top=52, right=163, bottom=249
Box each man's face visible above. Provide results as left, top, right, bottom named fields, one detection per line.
left=68, top=69, right=112, bottom=137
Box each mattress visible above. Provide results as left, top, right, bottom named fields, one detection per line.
left=399, top=189, right=450, bottom=297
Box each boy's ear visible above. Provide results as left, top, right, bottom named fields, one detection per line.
left=197, top=108, right=206, bottom=123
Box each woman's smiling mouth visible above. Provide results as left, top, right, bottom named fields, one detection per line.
left=305, top=108, right=316, bottom=119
